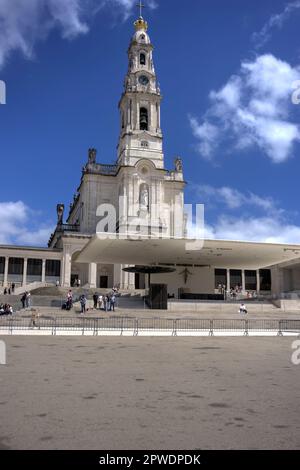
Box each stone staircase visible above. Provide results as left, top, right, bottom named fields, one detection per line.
left=30, top=286, right=146, bottom=297
left=1, top=285, right=287, bottom=317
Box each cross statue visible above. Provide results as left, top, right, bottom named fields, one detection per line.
left=137, top=1, right=145, bottom=17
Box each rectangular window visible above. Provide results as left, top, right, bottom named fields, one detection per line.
left=8, top=258, right=24, bottom=275
left=0, top=257, right=5, bottom=275
left=215, top=269, right=226, bottom=289
left=27, top=259, right=42, bottom=276
left=260, top=269, right=271, bottom=291
left=245, top=270, right=257, bottom=290
left=230, top=269, right=242, bottom=289
left=46, top=260, right=61, bottom=277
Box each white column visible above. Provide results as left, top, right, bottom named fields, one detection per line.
left=22, top=258, right=28, bottom=287
left=226, top=269, right=230, bottom=291
left=88, top=263, right=97, bottom=288
left=128, top=272, right=135, bottom=290
left=242, top=270, right=246, bottom=292
left=256, top=269, right=260, bottom=293
left=4, top=256, right=9, bottom=287
left=113, top=264, right=121, bottom=288
left=42, top=259, right=46, bottom=283
left=62, top=249, right=72, bottom=288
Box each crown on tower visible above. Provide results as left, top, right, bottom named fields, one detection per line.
left=134, top=16, right=148, bottom=31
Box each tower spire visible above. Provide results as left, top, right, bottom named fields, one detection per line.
left=137, top=1, right=145, bottom=18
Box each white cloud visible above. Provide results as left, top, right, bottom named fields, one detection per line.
left=252, top=1, right=300, bottom=49
left=189, top=117, right=220, bottom=160
left=0, top=201, right=53, bottom=246
left=202, top=216, right=300, bottom=244
left=0, top=0, right=157, bottom=69
left=190, top=54, right=300, bottom=163
left=187, top=183, right=300, bottom=243
left=192, top=184, right=277, bottom=212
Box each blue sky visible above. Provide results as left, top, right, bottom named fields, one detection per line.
left=0, top=0, right=300, bottom=245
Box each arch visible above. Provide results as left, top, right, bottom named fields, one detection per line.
left=140, top=107, right=148, bottom=131
left=135, top=158, right=156, bottom=172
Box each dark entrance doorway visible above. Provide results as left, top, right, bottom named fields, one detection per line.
left=100, top=276, right=108, bottom=288
left=71, top=274, right=79, bottom=287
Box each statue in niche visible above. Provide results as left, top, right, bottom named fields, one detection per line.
left=174, top=157, right=183, bottom=172
left=88, top=148, right=97, bottom=164
left=139, top=184, right=149, bottom=211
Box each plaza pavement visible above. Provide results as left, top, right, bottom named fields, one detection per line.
left=14, top=305, right=300, bottom=320
left=0, top=335, right=300, bottom=450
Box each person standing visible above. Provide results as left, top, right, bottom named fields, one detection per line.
left=26, top=292, right=31, bottom=308
left=21, top=293, right=26, bottom=309
left=67, top=290, right=73, bottom=310
left=80, top=294, right=87, bottom=314
left=93, top=293, right=98, bottom=309
left=11, top=283, right=15, bottom=294
left=110, top=294, right=116, bottom=312
left=103, top=295, right=108, bottom=312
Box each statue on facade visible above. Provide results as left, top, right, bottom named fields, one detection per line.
left=88, top=148, right=97, bottom=164
left=179, top=267, right=193, bottom=285
left=139, top=184, right=149, bottom=211
left=175, top=157, right=183, bottom=172
left=56, top=204, right=64, bottom=225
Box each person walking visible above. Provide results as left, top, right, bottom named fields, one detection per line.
left=80, top=294, right=87, bottom=314
left=30, top=310, right=39, bottom=328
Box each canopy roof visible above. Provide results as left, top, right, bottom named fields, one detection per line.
left=74, top=234, right=300, bottom=270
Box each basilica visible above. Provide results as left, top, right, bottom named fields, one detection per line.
left=1, top=13, right=300, bottom=306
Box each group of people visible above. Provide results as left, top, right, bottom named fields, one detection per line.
left=20, top=292, right=31, bottom=309
left=217, top=283, right=257, bottom=300
left=62, top=288, right=119, bottom=314
left=92, top=292, right=117, bottom=312
left=0, top=303, right=13, bottom=315
left=2, top=283, right=16, bottom=295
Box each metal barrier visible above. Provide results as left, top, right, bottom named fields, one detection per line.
left=1, top=316, right=300, bottom=336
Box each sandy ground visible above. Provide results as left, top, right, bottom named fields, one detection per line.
left=0, top=336, right=300, bottom=450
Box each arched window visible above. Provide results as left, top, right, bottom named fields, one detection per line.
left=140, top=53, right=146, bottom=65
left=140, top=107, right=148, bottom=131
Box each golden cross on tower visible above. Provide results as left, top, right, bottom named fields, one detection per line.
left=137, top=1, right=145, bottom=17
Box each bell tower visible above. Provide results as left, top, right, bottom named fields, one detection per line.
left=117, top=10, right=164, bottom=168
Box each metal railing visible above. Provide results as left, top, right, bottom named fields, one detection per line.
left=1, top=317, right=300, bottom=336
